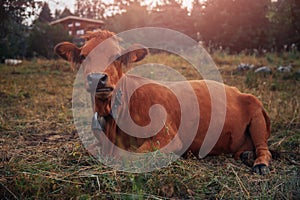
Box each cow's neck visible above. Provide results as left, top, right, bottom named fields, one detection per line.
left=94, top=98, right=111, bottom=117
left=92, top=97, right=114, bottom=132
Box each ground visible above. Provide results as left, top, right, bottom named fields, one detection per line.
left=0, top=52, right=299, bottom=199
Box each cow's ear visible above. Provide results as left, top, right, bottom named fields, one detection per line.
left=54, top=42, right=81, bottom=69
left=119, top=44, right=148, bottom=65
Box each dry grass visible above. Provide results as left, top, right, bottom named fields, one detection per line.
left=0, top=53, right=299, bottom=199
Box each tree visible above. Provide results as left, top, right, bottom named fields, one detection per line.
left=189, top=0, right=206, bottom=41
left=0, top=0, right=37, bottom=58
left=75, top=0, right=106, bottom=19
left=60, top=8, right=74, bottom=18
left=27, top=22, right=72, bottom=58
left=268, top=0, right=300, bottom=50
left=150, top=0, right=190, bottom=34
left=105, top=0, right=151, bottom=32
left=105, top=0, right=190, bottom=34
left=38, top=2, right=53, bottom=23
left=0, top=0, right=36, bottom=25
left=55, top=0, right=300, bottom=52
left=54, top=8, right=74, bottom=20
left=26, top=2, right=72, bottom=58
left=198, top=0, right=271, bottom=52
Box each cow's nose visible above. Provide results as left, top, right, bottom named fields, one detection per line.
left=87, top=73, right=108, bottom=91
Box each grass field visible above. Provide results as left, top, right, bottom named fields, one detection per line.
left=0, top=52, right=299, bottom=199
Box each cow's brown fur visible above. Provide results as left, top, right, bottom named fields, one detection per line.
left=55, top=30, right=272, bottom=174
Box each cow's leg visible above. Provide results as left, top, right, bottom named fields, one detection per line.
left=135, top=139, right=158, bottom=153
left=233, top=136, right=255, bottom=167
left=136, top=137, right=183, bottom=153
left=136, top=125, right=183, bottom=153
left=248, top=110, right=272, bottom=175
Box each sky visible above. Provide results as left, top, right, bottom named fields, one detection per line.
left=45, top=0, right=76, bottom=13
left=43, top=0, right=193, bottom=14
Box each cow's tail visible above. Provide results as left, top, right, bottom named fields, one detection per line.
left=261, top=108, right=281, bottom=160
left=261, top=108, right=287, bottom=160
left=262, top=108, right=271, bottom=138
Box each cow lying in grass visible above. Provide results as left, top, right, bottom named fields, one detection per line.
left=55, top=30, right=272, bottom=175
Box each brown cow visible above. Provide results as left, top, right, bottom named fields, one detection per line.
left=55, top=30, right=272, bottom=175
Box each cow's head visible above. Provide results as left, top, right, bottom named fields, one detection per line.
left=54, top=30, right=148, bottom=101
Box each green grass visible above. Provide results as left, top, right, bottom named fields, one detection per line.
left=0, top=53, right=299, bottom=199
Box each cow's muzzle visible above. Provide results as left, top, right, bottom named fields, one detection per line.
left=87, top=73, right=111, bottom=93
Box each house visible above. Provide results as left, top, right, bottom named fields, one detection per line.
left=49, top=16, right=105, bottom=43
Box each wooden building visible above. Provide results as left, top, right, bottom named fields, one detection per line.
left=49, top=16, right=105, bottom=42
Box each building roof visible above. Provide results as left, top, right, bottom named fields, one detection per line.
left=49, top=16, right=104, bottom=26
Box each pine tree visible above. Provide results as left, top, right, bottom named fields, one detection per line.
left=60, top=8, right=74, bottom=18
left=38, top=3, right=53, bottom=22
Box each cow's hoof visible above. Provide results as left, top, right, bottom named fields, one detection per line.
left=252, top=164, right=270, bottom=175
left=240, top=151, right=254, bottom=167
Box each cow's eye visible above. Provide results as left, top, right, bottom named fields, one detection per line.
left=80, top=55, right=86, bottom=61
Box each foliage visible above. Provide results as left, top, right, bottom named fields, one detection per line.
left=2, top=0, right=300, bottom=58
left=0, top=0, right=37, bottom=58
left=0, top=0, right=37, bottom=27
left=198, top=0, right=271, bottom=52
left=0, top=18, right=29, bottom=58
left=105, top=0, right=300, bottom=53
left=37, top=3, right=53, bottom=23
left=151, top=0, right=190, bottom=35
left=105, top=0, right=190, bottom=34
left=59, top=8, right=74, bottom=19
left=105, top=1, right=151, bottom=32
left=267, top=0, right=300, bottom=50
left=27, top=2, right=71, bottom=59
left=75, top=0, right=106, bottom=19
left=27, top=22, right=72, bottom=59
